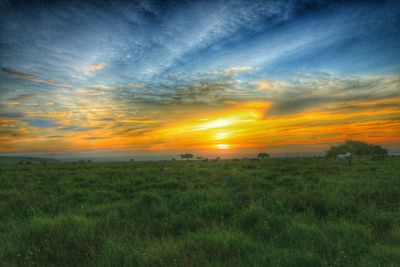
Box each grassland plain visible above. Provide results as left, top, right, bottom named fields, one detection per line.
left=0, top=157, right=399, bottom=267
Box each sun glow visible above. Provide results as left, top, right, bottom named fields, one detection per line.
left=197, top=118, right=235, bottom=130
left=216, top=144, right=230, bottom=150
left=215, top=132, right=229, bottom=139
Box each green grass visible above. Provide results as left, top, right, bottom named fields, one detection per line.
left=0, top=158, right=399, bottom=266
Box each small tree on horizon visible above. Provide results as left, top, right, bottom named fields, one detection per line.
left=326, top=140, right=388, bottom=165
left=370, top=145, right=388, bottom=158
left=179, top=153, right=194, bottom=161
left=257, top=152, right=270, bottom=159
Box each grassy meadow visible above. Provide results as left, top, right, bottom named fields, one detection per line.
left=0, top=157, right=400, bottom=266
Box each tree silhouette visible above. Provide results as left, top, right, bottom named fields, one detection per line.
left=326, top=140, right=388, bottom=164
left=257, top=152, right=270, bottom=159
left=370, top=145, right=388, bottom=159
left=179, top=153, right=194, bottom=160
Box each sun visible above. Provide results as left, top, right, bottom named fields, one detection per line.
left=216, top=144, right=230, bottom=150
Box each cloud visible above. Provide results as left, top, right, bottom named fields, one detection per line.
left=46, top=135, right=64, bottom=139
left=0, top=112, right=24, bottom=118
left=257, top=81, right=269, bottom=90
left=265, top=74, right=400, bottom=115
left=82, top=63, right=106, bottom=75
left=217, top=66, right=252, bottom=77
left=27, top=119, right=59, bottom=128
left=1, top=68, right=36, bottom=80
left=164, top=81, right=231, bottom=104
left=6, top=94, right=35, bottom=105
left=98, top=117, right=114, bottom=121
left=83, top=137, right=105, bottom=140
left=60, top=126, right=99, bottom=132
left=1, top=67, right=71, bottom=88
left=38, top=79, right=71, bottom=88
left=108, top=66, right=260, bottom=110
left=125, top=118, right=159, bottom=123
left=116, top=79, right=250, bottom=107
left=130, top=83, right=146, bottom=88
left=164, top=66, right=252, bottom=81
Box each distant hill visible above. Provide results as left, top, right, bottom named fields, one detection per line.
left=0, top=156, right=60, bottom=164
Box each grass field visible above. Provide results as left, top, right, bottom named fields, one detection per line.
left=1, top=157, right=399, bottom=266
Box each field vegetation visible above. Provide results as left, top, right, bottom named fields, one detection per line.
left=0, top=157, right=399, bottom=266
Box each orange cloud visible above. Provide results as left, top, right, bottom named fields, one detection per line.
left=82, top=63, right=106, bottom=74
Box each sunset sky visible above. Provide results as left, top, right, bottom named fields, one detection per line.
left=0, top=0, right=399, bottom=159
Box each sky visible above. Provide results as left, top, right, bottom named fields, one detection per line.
left=0, top=0, right=399, bottom=159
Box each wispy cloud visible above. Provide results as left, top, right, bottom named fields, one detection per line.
left=83, top=137, right=105, bottom=140
left=1, top=68, right=36, bottom=80
left=0, top=112, right=24, bottom=118
left=26, top=119, right=59, bottom=128
left=60, top=126, right=99, bottom=132
left=2, top=68, right=71, bottom=88
left=82, top=63, right=106, bottom=76
left=6, top=94, right=35, bottom=105
left=264, top=74, right=400, bottom=115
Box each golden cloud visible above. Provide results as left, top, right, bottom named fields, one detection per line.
left=82, top=63, right=106, bottom=74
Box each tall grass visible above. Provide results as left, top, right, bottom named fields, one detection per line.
left=0, top=158, right=399, bottom=266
